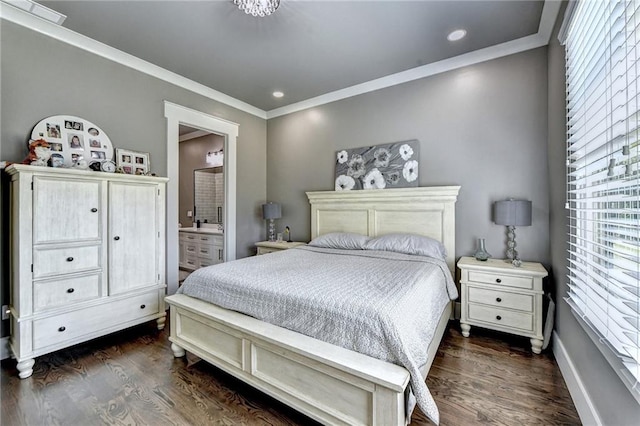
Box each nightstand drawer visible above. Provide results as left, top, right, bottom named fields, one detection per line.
left=468, top=304, right=533, bottom=332
left=257, top=247, right=279, bottom=255
left=468, top=286, right=533, bottom=312
left=468, top=270, right=533, bottom=290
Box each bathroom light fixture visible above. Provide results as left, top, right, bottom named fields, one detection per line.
left=273, top=91, right=284, bottom=98
left=447, top=29, right=467, bottom=41
left=233, top=0, right=280, bottom=17
left=5, top=0, right=66, bottom=24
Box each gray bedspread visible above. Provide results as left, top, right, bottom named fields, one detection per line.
left=178, top=245, right=458, bottom=424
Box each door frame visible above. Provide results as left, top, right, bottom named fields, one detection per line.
left=164, top=101, right=238, bottom=295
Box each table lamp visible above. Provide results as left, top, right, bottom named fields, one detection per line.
left=493, top=199, right=532, bottom=267
left=262, top=202, right=281, bottom=242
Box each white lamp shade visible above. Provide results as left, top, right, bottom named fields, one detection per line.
left=262, top=202, right=281, bottom=220
left=494, top=200, right=532, bottom=226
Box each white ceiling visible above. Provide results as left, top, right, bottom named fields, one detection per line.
left=33, top=0, right=552, bottom=115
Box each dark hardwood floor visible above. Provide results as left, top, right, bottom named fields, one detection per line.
left=1, top=320, right=581, bottom=425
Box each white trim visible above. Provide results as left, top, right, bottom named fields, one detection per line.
left=178, top=129, right=211, bottom=143
left=2, top=0, right=562, bottom=120
left=266, top=33, right=545, bottom=118
left=0, top=336, right=10, bottom=360
left=164, top=101, right=238, bottom=295
left=0, top=1, right=266, bottom=119
left=552, top=331, right=603, bottom=426
left=267, top=0, right=561, bottom=119
left=537, top=0, right=563, bottom=44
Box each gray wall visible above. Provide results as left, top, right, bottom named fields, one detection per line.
left=267, top=48, right=550, bottom=265
left=0, top=21, right=267, bottom=336
left=547, top=8, right=640, bottom=423
left=178, top=133, right=224, bottom=227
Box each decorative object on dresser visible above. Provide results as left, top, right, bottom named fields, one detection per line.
left=493, top=199, right=532, bottom=267
left=262, top=202, right=281, bottom=242
left=473, top=238, right=491, bottom=261
left=255, top=240, right=305, bottom=255
left=335, top=140, right=420, bottom=191
left=458, top=256, right=548, bottom=354
left=30, top=115, right=114, bottom=168
left=22, top=139, right=51, bottom=167
left=179, top=228, right=224, bottom=271
left=115, top=148, right=150, bottom=175
left=6, top=164, right=168, bottom=379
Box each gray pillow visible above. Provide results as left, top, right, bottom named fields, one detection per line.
left=308, top=232, right=371, bottom=250
left=364, top=233, right=446, bottom=260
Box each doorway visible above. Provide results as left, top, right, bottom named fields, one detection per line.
left=164, top=101, right=238, bottom=295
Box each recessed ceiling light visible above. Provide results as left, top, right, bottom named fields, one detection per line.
left=273, top=91, right=284, bottom=98
left=447, top=29, right=467, bottom=42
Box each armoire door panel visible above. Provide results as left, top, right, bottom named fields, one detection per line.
left=109, top=182, right=158, bottom=294
left=33, top=177, right=102, bottom=244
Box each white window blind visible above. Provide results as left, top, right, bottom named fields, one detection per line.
left=564, top=0, right=640, bottom=397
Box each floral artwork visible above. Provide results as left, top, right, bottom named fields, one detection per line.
left=335, top=140, right=419, bottom=190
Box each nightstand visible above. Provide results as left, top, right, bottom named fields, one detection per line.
left=255, top=241, right=306, bottom=255
left=457, top=256, right=548, bottom=353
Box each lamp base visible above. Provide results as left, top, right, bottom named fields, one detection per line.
left=505, top=225, right=522, bottom=267
left=268, top=219, right=276, bottom=242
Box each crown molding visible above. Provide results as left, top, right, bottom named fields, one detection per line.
left=0, top=1, right=267, bottom=120
left=1, top=0, right=561, bottom=122
left=266, top=0, right=561, bottom=119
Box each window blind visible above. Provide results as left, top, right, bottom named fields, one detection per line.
left=564, top=0, right=640, bottom=397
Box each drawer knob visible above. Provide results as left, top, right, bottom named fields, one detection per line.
left=140, top=304, right=146, bottom=309
left=496, top=315, right=502, bottom=321
left=496, top=278, right=502, bottom=283
left=114, top=236, right=120, bottom=241
left=496, top=297, right=502, bottom=302
left=58, top=326, right=66, bottom=332
left=66, top=257, right=74, bottom=262
left=67, top=288, right=75, bottom=293
left=91, top=208, right=98, bottom=213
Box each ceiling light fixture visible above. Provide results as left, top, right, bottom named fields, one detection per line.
left=447, top=29, right=467, bottom=42
left=5, top=0, right=67, bottom=25
left=233, top=0, right=280, bottom=17
left=273, top=91, right=284, bottom=98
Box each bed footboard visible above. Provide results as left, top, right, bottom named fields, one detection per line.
left=166, top=294, right=411, bottom=426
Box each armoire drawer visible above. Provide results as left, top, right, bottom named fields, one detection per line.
left=33, top=245, right=101, bottom=278
left=33, top=273, right=102, bottom=312
left=33, top=292, right=159, bottom=350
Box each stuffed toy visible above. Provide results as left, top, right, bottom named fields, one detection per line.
left=23, top=139, right=51, bottom=167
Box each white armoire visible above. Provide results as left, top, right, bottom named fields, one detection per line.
left=6, top=164, right=168, bottom=378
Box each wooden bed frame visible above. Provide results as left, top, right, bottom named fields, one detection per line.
left=165, top=186, right=460, bottom=425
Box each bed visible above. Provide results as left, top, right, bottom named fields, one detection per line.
left=165, top=186, right=460, bottom=425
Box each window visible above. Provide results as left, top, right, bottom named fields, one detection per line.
left=564, top=0, right=639, bottom=399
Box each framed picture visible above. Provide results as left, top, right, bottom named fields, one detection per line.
left=116, top=148, right=150, bottom=175
left=334, top=140, right=420, bottom=191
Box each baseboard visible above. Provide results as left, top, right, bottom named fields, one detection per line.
left=0, top=336, right=10, bottom=360
left=552, top=331, right=602, bottom=426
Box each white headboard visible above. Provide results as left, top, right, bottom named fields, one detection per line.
left=306, top=186, right=461, bottom=276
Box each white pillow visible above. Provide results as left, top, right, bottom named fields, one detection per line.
left=364, top=233, right=446, bottom=260
left=308, top=232, right=371, bottom=250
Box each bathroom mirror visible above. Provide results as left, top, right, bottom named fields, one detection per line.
left=194, top=166, right=223, bottom=224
